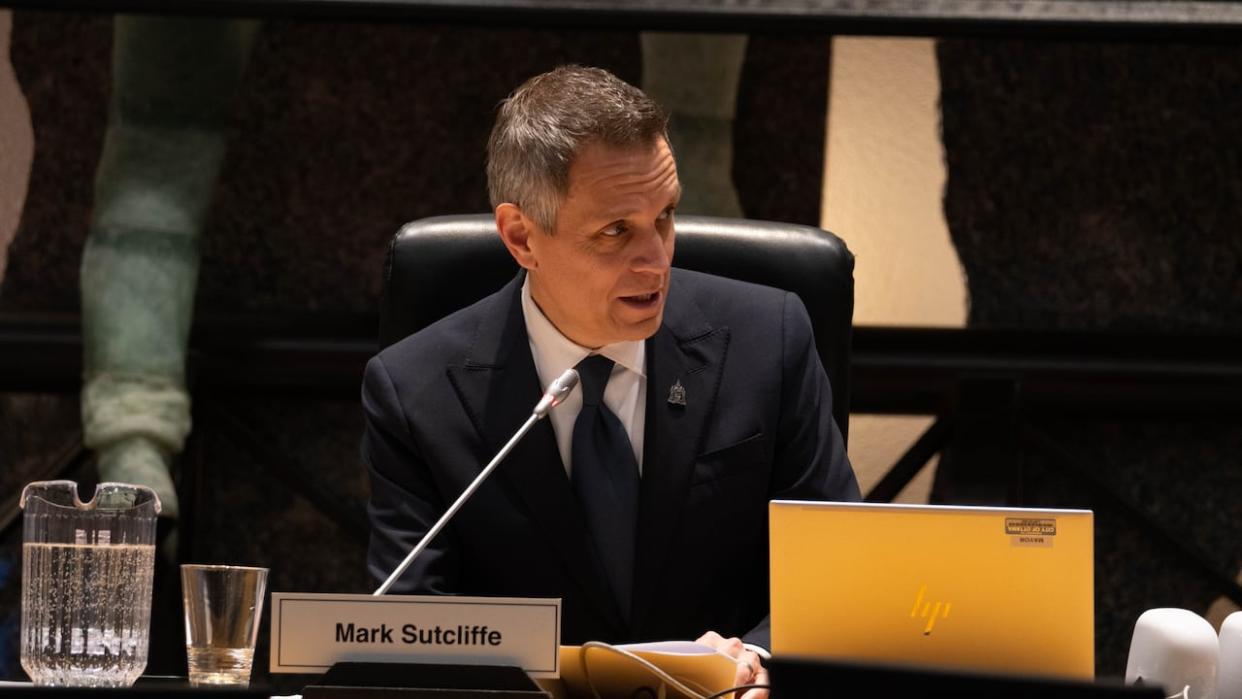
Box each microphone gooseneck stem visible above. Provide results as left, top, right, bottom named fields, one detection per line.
left=373, top=412, right=542, bottom=596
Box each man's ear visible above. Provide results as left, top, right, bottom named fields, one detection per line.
left=495, top=203, right=539, bottom=271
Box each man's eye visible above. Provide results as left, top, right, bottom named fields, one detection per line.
left=601, top=223, right=627, bottom=237
left=657, top=207, right=675, bottom=221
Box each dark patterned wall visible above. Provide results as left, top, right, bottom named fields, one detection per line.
left=0, top=14, right=827, bottom=314
left=939, top=40, right=1242, bottom=333
left=937, top=39, right=1242, bottom=675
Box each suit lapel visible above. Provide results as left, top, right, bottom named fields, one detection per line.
left=633, top=273, right=730, bottom=633
left=446, top=273, right=625, bottom=636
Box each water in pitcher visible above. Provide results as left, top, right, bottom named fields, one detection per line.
left=21, top=541, right=156, bottom=687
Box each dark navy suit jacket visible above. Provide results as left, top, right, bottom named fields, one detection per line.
left=363, top=268, right=860, bottom=648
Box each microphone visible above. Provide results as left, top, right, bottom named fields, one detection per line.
left=1125, top=608, right=1219, bottom=699
left=1219, top=612, right=1242, bottom=699
left=533, top=367, right=580, bottom=418
left=373, top=368, right=580, bottom=595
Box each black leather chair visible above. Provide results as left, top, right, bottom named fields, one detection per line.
left=379, top=214, right=855, bottom=443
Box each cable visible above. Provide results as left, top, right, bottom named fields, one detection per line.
left=577, top=641, right=772, bottom=699
left=701, top=683, right=772, bottom=699
left=579, top=641, right=716, bottom=699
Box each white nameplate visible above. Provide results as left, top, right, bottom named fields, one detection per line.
left=269, top=592, right=561, bottom=677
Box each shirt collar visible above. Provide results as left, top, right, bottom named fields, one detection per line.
left=521, top=275, right=646, bottom=381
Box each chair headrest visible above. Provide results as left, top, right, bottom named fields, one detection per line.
left=380, top=214, right=854, bottom=441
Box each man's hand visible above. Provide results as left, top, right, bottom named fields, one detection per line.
left=695, top=631, right=769, bottom=699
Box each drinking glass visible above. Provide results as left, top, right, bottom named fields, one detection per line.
left=19, top=480, right=161, bottom=688
left=181, top=564, right=269, bottom=687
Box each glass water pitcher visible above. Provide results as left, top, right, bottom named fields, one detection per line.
left=19, top=480, right=161, bottom=687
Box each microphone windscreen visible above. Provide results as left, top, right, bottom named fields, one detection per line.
left=1219, top=611, right=1242, bottom=699
left=1125, top=608, right=1218, bottom=699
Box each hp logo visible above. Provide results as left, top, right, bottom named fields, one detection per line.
left=910, top=584, right=952, bottom=635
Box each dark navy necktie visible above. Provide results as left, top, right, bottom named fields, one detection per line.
left=571, top=354, right=640, bottom=620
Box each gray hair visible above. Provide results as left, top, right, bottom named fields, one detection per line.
left=486, top=65, right=670, bottom=233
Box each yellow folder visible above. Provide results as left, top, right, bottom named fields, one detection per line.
left=542, top=642, right=738, bottom=699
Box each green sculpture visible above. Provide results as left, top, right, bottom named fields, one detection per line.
left=640, top=32, right=748, bottom=217
left=81, top=16, right=258, bottom=522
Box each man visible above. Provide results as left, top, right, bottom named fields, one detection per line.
left=363, top=65, right=859, bottom=694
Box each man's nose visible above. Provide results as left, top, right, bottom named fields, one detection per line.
left=630, top=225, right=673, bottom=273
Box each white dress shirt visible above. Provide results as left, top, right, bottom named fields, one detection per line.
left=521, top=277, right=647, bottom=477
